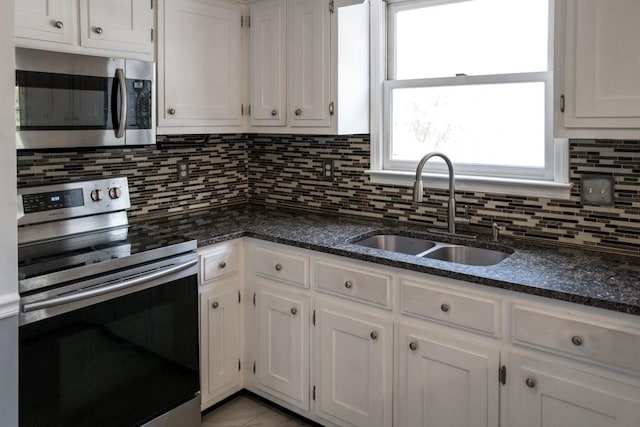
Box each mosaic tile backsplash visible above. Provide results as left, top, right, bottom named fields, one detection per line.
left=17, top=135, right=640, bottom=254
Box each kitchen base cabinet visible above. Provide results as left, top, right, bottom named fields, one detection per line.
left=396, top=324, right=500, bottom=427
left=254, top=286, right=310, bottom=411
left=508, top=354, right=640, bottom=427
left=314, top=299, right=393, bottom=427
left=200, top=280, right=242, bottom=409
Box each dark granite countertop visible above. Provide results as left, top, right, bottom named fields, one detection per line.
left=137, top=204, right=640, bottom=316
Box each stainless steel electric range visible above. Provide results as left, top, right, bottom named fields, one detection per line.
left=17, top=177, right=200, bottom=427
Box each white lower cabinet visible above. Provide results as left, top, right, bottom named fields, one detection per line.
left=314, top=299, right=393, bottom=427
left=254, top=286, right=310, bottom=411
left=508, top=354, right=640, bottom=427
left=200, top=280, right=242, bottom=409
left=397, top=324, right=500, bottom=427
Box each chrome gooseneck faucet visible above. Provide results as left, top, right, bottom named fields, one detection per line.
left=413, top=152, right=467, bottom=235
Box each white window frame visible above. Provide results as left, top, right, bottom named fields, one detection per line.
left=368, top=0, right=572, bottom=199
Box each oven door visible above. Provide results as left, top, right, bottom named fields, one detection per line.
left=19, top=254, right=200, bottom=427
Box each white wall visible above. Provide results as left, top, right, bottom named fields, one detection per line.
left=0, top=2, right=18, bottom=426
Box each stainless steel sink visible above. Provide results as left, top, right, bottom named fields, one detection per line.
left=354, top=234, right=436, bottom=255
left=421, top=245, right=510, bottom=266
left=352, top=234, right=511, bottom=266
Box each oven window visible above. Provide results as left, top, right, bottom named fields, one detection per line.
left=15, top=70, right=111, bottom=130
left=19, top=276, right=199, bottom=427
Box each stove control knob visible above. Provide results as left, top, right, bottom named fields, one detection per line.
left=90, top=189, right=103, bottom=202
left=109, top=187, right=122, bottom=199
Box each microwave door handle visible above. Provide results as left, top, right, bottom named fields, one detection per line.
left=114, top=68, right=127, bottom=138
left=22, top=259, right=197, bottom=313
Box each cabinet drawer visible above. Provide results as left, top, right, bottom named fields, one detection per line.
left=512, top=305, right=640, bottom=373
left=253, top=246, right=310, bottom=288
left=200, top=243, right=240, bottom=284
left=400, top=279, right=500, bottom=337
left=315, top=260, right=392, bottom=309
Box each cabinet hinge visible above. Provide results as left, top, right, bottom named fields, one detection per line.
left=329, top=102, right=334, bottom=116
left=241, top=104, right=244, bottom=116
left=247, top=16, right=251, bottom=28
left=329, top=0, right=334, bottom=14
left=248, top=104, right=251, bottom=116
left=253, top=292, right=256, bottom=306
left=238, top=290, right=241, bottom=304
left=150, top=29, right=154, bottom=43
left=312, top=385, right=316, bottom=400
left=312, top=310, right=316, bottom=326
left=560, top=94, right=565, bottom=113
left=150, top=0, right=153, bottom=10
left=238, top=359, right=241, bottom=371
left=499, top=365, right=507, bottom=385
left=241, top=16, right=244, bottom=27
left=253, top=361, right=256, bottom=374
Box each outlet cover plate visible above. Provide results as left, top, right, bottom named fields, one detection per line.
left=581, top=174, right=613, bottom=205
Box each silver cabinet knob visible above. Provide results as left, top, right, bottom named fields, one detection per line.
left=290, top=307, right=297, bottom=315
left=271, top=109, right=278, bottom=116
left=95, top=27, right=103, bottom=34
left=168, top=108, right=176, bottom=115
left=212, top=301, right=219, bottom=309
left=525, top=377, right=536, bottom=388
left=344, top=281, right=353, bottom=289
left=294, top=108, right=302, bottom=116
left=409, top=341, right=418, bottom=351
left=219, top=261, right=226, bottom=269
left=55, top=21, right=64, bottom=29
left=571, top=335, right=583, bottom=346
left=275, top=264, right=282, bottom=271
left=370, top=331, right=378, bottom=340
left=440, top=303, right=450, bottom=313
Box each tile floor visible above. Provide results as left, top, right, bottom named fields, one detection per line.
left=201, top=395, right=316, bottom=427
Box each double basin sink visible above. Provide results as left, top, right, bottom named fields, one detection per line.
left=352, top=234, right=512, bottom=266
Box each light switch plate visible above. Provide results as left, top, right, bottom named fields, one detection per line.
left=581, top=175, right=613, bottom=205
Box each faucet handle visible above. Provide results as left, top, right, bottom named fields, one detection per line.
left=454, top=204, right=471, bottom=225
left=492, top=222, right=505, bottom=241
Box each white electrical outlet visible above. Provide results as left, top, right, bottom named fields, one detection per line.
left=581, top=175, right=613, bottom=205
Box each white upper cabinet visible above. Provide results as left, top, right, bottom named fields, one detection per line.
left=555, top=0, right=640, bottom=138
left=248, top=0, right=369, bottom=135
left=249, top=0, right=286, bottom=127
left=79, top=0, right=153, bottom=55
left=287, top=0, right=331, bottom=128
left=15, top=0, right=75, bottom=46
left=15, top=0, right=154, bottom=60
left=158, top=0, right=244, bottom=133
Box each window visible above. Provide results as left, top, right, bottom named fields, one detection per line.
left=371, top=0, right=570, bottom=198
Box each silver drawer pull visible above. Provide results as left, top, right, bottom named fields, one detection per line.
left=212, top=301, right=219, bottom=309
left=525, top=377, right=536, bottom=388
left=409, top=341, right=418, bottom=351
left=571, top=335, right=584, bottom=346
left=95, top=26, right=103, bottom=34
left=440, top=303, right=450, bottom=312
left=295, top=108, right=302, bottom=116
left=55, top=21, right=64, bottom=29
left=370, top=331, right=378, bottom=340
left=271, top=109, right=278, bottom=116
left=275, top=263, right=282, bottom=271
left=219, top=261, right=226, bottom=269
left=344, top=280, right=353, bottom=289
left=168, top=108, right=176, bottom=115
left=290, top=307, right=297, bottom=315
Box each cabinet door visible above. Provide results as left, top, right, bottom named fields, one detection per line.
left=79, top=0, right=153, bottom=55
left=255, top=288, right=309, bottom=411
left=508, top=354, right=640, bottom=427
left=15, top=0, right=74, bottom=45
left=556, top=0, right=640, bottom=136
left=250, top=0, right=286, bottom=126
left=287, top=0, right=331, bottom=127
left=200, top=282, right=242, bottom=409
left=159, top=0, right=243, bottom=128
left=315, top=301, right=393, bottom=427
left=397, top=324, right=500, bottom=427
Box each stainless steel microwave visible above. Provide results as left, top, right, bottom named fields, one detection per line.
left=15, top=48, right=155, bottom=149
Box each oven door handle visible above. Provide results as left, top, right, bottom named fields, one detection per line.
left=22, top=259, right=197, bottom=313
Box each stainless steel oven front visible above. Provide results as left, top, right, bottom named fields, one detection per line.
left=15, top=48, right=155, bottom=149
left=19, top=253, right=200, bottom=427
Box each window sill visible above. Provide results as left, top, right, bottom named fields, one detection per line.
left=366, top=170, right=573, bottom=200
